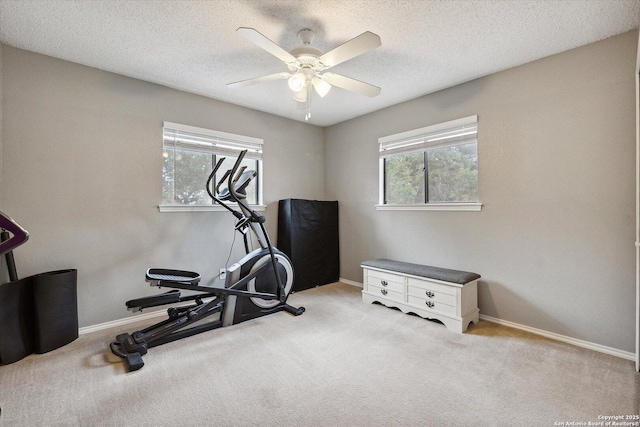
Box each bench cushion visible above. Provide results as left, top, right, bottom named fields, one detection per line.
left=361, top=259, right=480, bottom=285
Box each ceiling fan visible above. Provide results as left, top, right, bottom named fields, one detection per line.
left=228, top=27, right=382, bottom=120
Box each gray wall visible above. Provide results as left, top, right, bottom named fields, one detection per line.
left=325, top=31, right=638, bottom=353
left=1, top=46, right=324, bottom=326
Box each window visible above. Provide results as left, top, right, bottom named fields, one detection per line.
left=378, top=115, right=481, bottom=211
left=161, top=122, right=263, bottom=211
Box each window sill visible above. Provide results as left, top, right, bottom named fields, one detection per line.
left=158, top=204, right=267, bottom=213
left=375, top=203, right=482, bottom=212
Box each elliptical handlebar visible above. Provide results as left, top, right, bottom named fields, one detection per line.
left=206, top=157, right=241, bottom=219
left=215, top=170, right=232, bottom=195
left=205, top=150, right=264, bottom=223
left=227, top=150, right=247, bottom=203
left=206, top=150, right=247, bottom=204
left=206, top=156, right=227, bottom=201
left=0, top=210, right=29, bottom=258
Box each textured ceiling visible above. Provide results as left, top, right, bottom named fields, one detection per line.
left=0, top=0, right=638, bottom=127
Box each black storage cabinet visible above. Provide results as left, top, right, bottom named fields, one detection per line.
left=278, top=199, right=339, bottom=292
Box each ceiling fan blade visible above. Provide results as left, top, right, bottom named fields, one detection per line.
left=236, top=27, right=299, bottom=65
left=227, top=72, right=290, bottom=88
left=322, top=73, right=381, bottom=97
left=318, top=31, right=381, bottom=69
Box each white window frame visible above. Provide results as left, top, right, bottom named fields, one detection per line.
left=159, top=121, right=265, bottom=212
left=377, top=115, right=482, bottom=211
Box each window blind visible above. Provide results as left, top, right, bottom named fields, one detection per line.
left=163, top=122, right=263, bottom=160
left=379, top=115, right=477, bottom=158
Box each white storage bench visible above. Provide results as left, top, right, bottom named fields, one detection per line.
left=361, top=259, right=480, bottom=333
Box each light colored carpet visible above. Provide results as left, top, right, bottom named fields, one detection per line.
left=0, top=282, right=638, bottom=426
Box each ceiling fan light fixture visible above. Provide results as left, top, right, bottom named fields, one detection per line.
left=292, top=89, right=307, bottom=102
left=288, top=73, right=306, bottom=92
left=312, top=77, right=331, bottom=98
left=230, top=27, right=382, bottom=121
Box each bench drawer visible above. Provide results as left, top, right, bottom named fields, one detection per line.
left=407, top=285, right=456, bottom=306
left=407, top=277, right=457, bottom=296
left=368, top=284, right=403, bottom=303
left=407, top=295, right=456, bottom=316
left=366, top=270, right=405, bottom=293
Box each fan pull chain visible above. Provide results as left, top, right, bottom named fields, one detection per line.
left=305, top=84, right=311, bottom=120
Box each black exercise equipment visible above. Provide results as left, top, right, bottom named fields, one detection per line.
left=0, top=212, right=33, bottom=364
left=110, top=150, right=305, bottom=372
left=0, top=210, right=29, bottom=283
left=0, top=212, right=78, bottom=365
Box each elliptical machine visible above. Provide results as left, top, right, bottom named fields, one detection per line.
left=110, top=150, right=304, bottom=371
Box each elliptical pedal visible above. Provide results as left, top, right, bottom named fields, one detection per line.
left=125, top=289, right=181, bottom=311
left=126, top=353, right=144, bottom=371
left=146, top=268, right=201, bottom=285
left=110, top=332, right=148, bottom=372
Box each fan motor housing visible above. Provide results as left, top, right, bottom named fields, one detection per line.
left=289, top=46, right=323, bottom=59
left=288, top=47, right=323, bottom=72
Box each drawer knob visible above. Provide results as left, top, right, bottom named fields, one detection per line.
left=425, top=301, right=434, bottom=308
left=381, top=280, right=388, bottom=286
left=381, top=289, right=388, bottom=296
left=425, top=291, right=435, bottom=298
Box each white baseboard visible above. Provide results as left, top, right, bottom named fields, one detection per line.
left=479, top=314, right=635, bottom=362
left=79, top=309, right=167, bottom=335
left=339, top=277, right=363, bottom=288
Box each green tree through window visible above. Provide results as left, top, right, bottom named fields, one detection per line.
left=163, top=150, right=211, bottom=205
left=385, top=152, right=425, bottom=204
left=384, top=144, right=477, bottom=204
left=428, top=144, right=477, bottom=202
